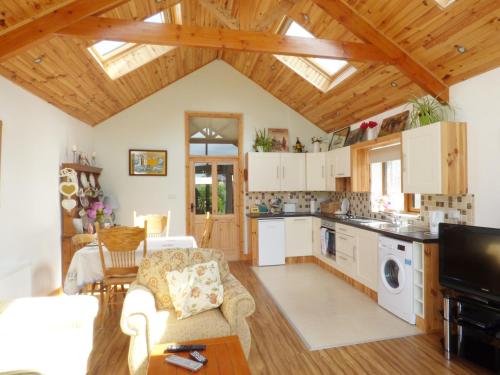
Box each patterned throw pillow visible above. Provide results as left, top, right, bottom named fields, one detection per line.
left=166, top=260, right=224, bottom=320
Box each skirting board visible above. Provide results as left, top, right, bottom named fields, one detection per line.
left=285, top=256, right=378, bottom=302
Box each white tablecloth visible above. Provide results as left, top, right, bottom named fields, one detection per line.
left=63, top=236, right=197, bottom=295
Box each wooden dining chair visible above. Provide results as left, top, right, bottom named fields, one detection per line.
left=133, top=211, right=171, bottom=237
left=200, top=212, right=214, bottom=248
left=96, top=222, right=147, bottom=325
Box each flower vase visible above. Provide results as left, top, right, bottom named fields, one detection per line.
left=313, top=142, right=321, bottom=153
left=366, top=127, right=378, bottom=141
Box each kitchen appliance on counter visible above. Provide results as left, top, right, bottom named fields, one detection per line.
left=320, top=219, right=336, bottom=260
left=269, top=196, right=283, bottom=214
left=335, top=198, right=350, bottom=215
left=429, top=211, right=445, bottom=234
left=378, top=236, right=415, bottom=324
left=310, top=199, right=317, bottom=214
left=258, top=218, right=285, bottom=266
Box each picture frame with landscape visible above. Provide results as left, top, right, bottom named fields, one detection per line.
left=328, top=126, right=350, bottom=150
left=129, top=149, right=167, bottom=176
left=268, top=128, right=289, bottom=152
left=344, top=127, right=365, bottom=146
left=378, top=111, right=410, bottom=137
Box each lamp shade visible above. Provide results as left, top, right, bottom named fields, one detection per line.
left=104, top=195, right=119, bottom=210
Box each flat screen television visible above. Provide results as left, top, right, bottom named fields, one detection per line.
left=439, top=223, right=500, bottom=304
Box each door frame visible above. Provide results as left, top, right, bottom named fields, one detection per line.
left=184, top=111, right=246, bottom=260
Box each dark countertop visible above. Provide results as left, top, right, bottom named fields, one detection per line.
left=246, top=212, right=439, bottom=243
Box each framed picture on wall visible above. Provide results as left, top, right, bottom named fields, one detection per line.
left=129, top=149, right=167, bottom=176
left=268, top=128, right=289, bottom=152
left=378, top=111, right=409, bottom=137
left=328, top=126, right=350, bottom=150
left=344, top=127, right=365, bottom=146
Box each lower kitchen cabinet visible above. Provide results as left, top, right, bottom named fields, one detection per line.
left=285, top=217, right=312, bottom=257
left=312, top=217, right=322, bottom=256
left=355, top=229, right=378, bottom=290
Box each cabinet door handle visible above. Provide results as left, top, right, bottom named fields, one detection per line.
left=276, top=166, right=279, bottom=179
left=282, top=166, right=285, bottom=179
left=337, top=172, right=344, bottom=177
left=322, top=166, right=325, bottom=178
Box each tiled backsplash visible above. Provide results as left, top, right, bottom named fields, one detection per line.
left=245, top=192, right=332, bottom=212
left=247, top=191, right=475, bottom=226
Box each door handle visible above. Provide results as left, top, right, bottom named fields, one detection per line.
left=190, top=203, right=194, bottom=213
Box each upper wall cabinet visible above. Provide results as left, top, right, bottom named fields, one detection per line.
left=306, top=152, right=326, bottom=191
left=247, top=152, right=305, bottom=192
left=326, top=147, right=351, bottom=191
left=402, top=122, right=467, bottom=195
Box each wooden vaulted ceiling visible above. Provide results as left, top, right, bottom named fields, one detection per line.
left=0, top=0, right=499, bottom=131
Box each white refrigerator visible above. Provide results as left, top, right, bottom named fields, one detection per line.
left=258, top=219, right=286, bottom=266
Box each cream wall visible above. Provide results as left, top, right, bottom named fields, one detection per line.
left=0, top=76, right=93, bottom=297
left=347, top=67, right=500, bottom=228
left=94, top=61, right=325, bottom=239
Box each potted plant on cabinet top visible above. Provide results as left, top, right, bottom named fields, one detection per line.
left=408, top=96, right=454, bottom=128
left=311, top=136, right=324, bottom=152
left=254, top=129, right=273, bottom=152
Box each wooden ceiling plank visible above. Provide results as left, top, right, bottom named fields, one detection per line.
left=197, top=0, right=240, bottom=29
left=0, top=0, right=129, bottom=62
left=58, top=17, right=391, bottom=63
left=239, top=0, right=252, bottom=30
left=254, top=0, right=298, bottom=32
left=310, top=0, right=449, bottom=102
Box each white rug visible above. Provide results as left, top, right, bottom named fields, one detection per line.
left=252, top=263, right=421, bottom=350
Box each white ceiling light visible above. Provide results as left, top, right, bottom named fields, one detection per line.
left=433, top=0, right=456, bottom=9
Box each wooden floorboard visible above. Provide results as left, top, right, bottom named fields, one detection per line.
left=88, top=261, right=490, bottom=374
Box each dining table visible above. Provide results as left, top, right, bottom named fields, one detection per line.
left=63, top=236, right=197, bottom=295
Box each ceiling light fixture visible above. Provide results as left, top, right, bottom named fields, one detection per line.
left=390, top=81, right=398, bottom=87
left=33, top=56, right=44, bottom=64
left=302, top=13, right=310, bottom=23
left=456, top=45, right=467, bottom=54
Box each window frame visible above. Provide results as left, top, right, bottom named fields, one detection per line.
left=404, top=193, right=421, bottom=213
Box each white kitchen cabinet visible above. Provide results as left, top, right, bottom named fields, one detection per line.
left=334, top=146, right=351, bottom=178
left=285, top=217, right=312, bottom=257
left=247, top=152, right=281, bottom=192
left=326, top=150, right=336, bottom=191
left=281, top=153, right=306, bottom=191
left=336, top=228, right=356, bottom=277
left=354, top=228, right=379, bottom=290
left=306, top=152, right=326, bottom=191
left=311, top=217, right=322, bottom=257
left=247, top=152, right=306, bottom=192
left=402, top=121, right=467, bottom=194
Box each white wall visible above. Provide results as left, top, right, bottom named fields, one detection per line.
left=347, top=67, right=500, bottom=228
left=451, top=68, right=500, bottom=228
left=94, top=61, right=325, bottom=238
left=0, top=76, right=93, bottom=297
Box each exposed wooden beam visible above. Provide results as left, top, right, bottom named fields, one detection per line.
left=239, top=0, right=252, bottom=30
left=197, top=0, right=239, bottom=30
left=254, top=0, right=298, bottom=32
left=59, top=17, right=392, bottom=63
left=0, top=0, right=128, bottom=62
left=311, top=0, right=449, bottom=102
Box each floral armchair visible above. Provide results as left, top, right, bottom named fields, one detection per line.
left=120, top=248, right=255, bottom=375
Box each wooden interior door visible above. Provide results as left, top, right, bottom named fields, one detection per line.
left=189, top=158, right=240, bottom=261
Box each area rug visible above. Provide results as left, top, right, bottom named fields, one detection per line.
left=252, top=263, right=421, bottom=350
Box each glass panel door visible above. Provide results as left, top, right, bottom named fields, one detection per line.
left=194, top=163, right=212, bottom=215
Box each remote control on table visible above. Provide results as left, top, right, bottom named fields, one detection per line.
left=164, top=344, right=206, bottom=353
left=164, top=354, right=203, bottom=371
left=190, top=351, right=208, bottom=364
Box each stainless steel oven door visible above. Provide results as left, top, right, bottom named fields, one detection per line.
left=321, top=227, right=336, bottom=259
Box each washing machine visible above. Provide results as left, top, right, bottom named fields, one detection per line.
left=378, top=236, right=415, bottom=324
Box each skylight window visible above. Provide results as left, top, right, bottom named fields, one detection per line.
left=284, top=21, right=348, bottom=77
left=275, top=19, right=357, bottom=92
left=88, top=5, right=182, bottom=79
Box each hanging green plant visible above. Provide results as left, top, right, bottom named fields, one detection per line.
left=408, top=96, right=454, bottom=128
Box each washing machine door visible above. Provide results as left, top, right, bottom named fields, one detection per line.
left=380, top=255, right=405, bottom=294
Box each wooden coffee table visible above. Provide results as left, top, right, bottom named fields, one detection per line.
left=148, top=335, right=251, bottom=374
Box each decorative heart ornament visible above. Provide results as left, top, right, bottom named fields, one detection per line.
left=61, top=198, right=77, bottom=212
left=60, top=182, right=78, bottom=197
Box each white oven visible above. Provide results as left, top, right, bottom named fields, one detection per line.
left=320, top=219, right=336, bottom=260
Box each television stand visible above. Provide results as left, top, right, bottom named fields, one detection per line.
left=443, top=293, right=500, bottom=372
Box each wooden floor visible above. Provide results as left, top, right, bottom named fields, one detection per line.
left=88, top=261, right=491, bottom=375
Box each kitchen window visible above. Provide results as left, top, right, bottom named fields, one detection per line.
left=369, top=143, right=420, bottom=214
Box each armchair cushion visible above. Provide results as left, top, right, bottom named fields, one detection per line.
left=137, top=248, right=230, bottom=310
left=166, top=261, right=223, bottom=319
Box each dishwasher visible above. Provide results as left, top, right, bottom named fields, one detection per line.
left=257, top=218, right=285, bottom=266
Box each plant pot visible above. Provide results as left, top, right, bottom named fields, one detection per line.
left=256, top=146, right=264, bottom=152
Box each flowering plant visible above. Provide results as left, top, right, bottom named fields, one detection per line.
left=360, top=121, right=378, bottom=130
left=87, top=201, right=112, bottom=222
left=311, top=136, right=324, bottom=144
